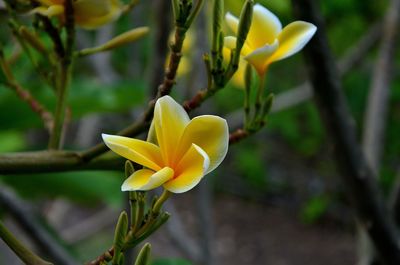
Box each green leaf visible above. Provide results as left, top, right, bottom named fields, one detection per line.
left=236, top=146, right=266, bottom=187
left=0, top=131, right=26, bottom=152
left=0, top=171, right=124, bottom=207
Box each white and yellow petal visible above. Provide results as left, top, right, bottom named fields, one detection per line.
left=244, top=39, right=279, bottom=76
left=164, top=144, right=210, bottom=193
left=146, top=120, right=158, bottom=145
left=122, top=167, right=174, bottom=191
left=154, top=96, right=190, bottom=166
left=74, top=0, right=122, bottom=29
left=31, top=5, right=64, bottom=17
left=269, top=21, right=317, bottom=63
left=246, top=4, right=282, bottom=49
left=225, top=12, right=239, bottom=34
left=175, top=115, right=229, bottom=174
left=102, top=134, right=163, bottom=171
left=224, top=36, right=252, bottom=56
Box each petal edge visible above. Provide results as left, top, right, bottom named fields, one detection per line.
left=102, top=134, right=163, bottom=171
left=269, top=21, right=317, bottom=63
left=122, top=167, right=174, bottom=191
left=164, top=144, right=210, bottom=193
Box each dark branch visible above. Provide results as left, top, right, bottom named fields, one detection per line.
left=0, top=151, right=125, bottom=174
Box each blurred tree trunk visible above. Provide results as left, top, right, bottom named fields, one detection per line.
left=147, top=0, right=172, bottom=98
left=291, top=0, right=400, bottom=264
left=359, top=0, right=400, bottom=264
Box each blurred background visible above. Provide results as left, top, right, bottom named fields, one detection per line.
left=0, top=0, right=399, bottom=264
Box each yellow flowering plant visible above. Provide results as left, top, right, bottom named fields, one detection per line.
left=222, top=46, right=247, bottom=88
left=0, top=0, right=324, bottom=265
left=222, top=3, right=316, bottom=131
left=224, top=3, right=317, bottom=77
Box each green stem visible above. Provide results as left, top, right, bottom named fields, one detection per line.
left=254, top=73, right=266, bottom=121
left=129, top=191, right=138, bottom=229
left=185, top=0, right=205, bottom=28
left=48, top=63, right=71, bottom=149
left=244, top=64, right=252, bottom=128
left=0, top=221, right=53, bottom=265
left=7, top=20, right=38, bottom=69
left=153, top=190, right=171, bottom=214
left=134, top=190, right=171, bottom=237
left=244, top=92, right=251, bottom=128
left=48, top=0, right=75, bottom=149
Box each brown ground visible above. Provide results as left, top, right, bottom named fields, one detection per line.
left=150, top=193, right=356, bottom=265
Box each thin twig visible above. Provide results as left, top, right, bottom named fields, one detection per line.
left=0, top=221, right=53, bottom=265
left=0, top=186, right=78, bottom=265
left=0, top=151, right=126, bottom=174
left=292, top=1, right=400, bottom=264
left=39, top=16, right=65, bottom=59
left=48, top=0, right=75, bottom=150
left=85, top=248, right=114, bottom=265
left=1, top=81, right=53, bottom=131
left=0, top=47, right=53, bottom=131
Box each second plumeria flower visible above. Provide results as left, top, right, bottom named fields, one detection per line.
left=103, top=96, right=229, bottom=193
left=225, top=4, right=317, bottom=76
left=32, top=0, right=123, bottom=29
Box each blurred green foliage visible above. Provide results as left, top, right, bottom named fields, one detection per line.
left=152, top=258, right=192, bottom=265
left=300, top=196, right=330, bottom=224
left=0, top=171, right=124, bottom=207
left=235, top=145, right=267, bottom=187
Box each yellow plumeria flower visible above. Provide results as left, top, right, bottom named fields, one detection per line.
left=32, top=0, right=122, bottom=29
left=224, top=4, right=317, bottom=76
left=102, top=96, right=229, bottom=193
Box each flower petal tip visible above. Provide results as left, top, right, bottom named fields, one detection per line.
left=121, top=178, right=135, bottom=191
left=121, top=184, right=131, bottom=192
left=101, top=133, right=116, bottom=146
